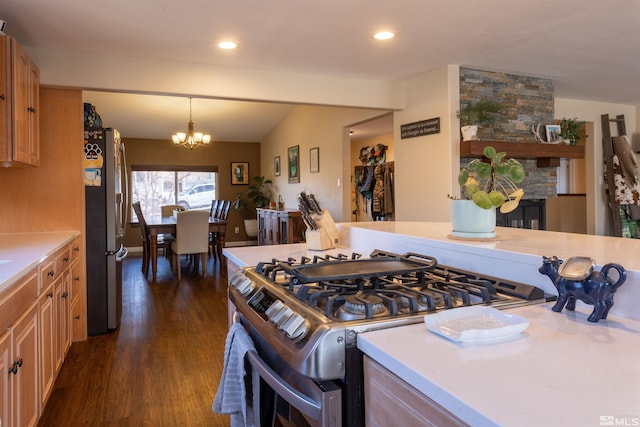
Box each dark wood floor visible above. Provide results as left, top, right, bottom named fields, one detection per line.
left=38, top=254, right=231, bottom=426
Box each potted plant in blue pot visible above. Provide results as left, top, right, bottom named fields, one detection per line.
left=450, top=146, right=525, bottom=238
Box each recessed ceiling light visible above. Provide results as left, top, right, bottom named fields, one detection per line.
left=218, top=41, right=237, bottom=49
left=373, top=31, right=394, bottom=40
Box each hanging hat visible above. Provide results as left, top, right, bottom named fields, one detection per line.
left=359, top=146, right=372, bottom=164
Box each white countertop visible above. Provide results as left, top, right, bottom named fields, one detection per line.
left=337, top=222, right=640, bottom=320
left=358, top=304, right=640, bottom=427
left=223, top=226, right=640, bottom=426
left=0, top=231, right=80, bottom=291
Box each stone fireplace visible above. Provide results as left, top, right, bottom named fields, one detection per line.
left=459, top=68, right=558, bottom=229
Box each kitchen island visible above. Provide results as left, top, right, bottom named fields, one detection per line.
left=358, top=304, right=640, bottom=427
left=223, top=222, right=640, bottom=427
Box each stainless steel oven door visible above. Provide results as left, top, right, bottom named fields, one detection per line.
left=233, top=312, right=342, bottom=427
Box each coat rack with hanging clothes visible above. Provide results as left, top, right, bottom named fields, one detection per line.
left=354, top=161, right=394, bottom=221
left=601, top=114, right=640, bottom=238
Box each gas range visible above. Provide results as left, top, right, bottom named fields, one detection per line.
left=228, top=249, right=551, bottom=381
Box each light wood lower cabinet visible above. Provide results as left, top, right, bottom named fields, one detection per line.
left=38, top=243, right=73, bottom=414
left=38, top=280, right=55, bottom=414
left=363, top=356, right=468, bottom=427
left=0, top=290, right=39, bottom=427
left=0, top=239, right=77, bottom=427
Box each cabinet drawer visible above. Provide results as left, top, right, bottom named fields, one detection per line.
left=0, top=271, right=37, bottom=331
left=55, top=245, right=71, bottom=275
left=70, top=260, right=82, bottom=300
left=69, top=238, right=81, bottom=263
left=39, top=257, right=56, bottom=293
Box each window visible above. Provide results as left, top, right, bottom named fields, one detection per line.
left=131, top=166, right=217, bottom=221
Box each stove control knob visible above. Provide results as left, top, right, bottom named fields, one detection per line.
left=229, top=271, right=255, bottom=296
left=282, top=314, right=308, bottom=340
left=273, top=306, right=294, bottom=328
left=265, top=300, right=284, bottom=318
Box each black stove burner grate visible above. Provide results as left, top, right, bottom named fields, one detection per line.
left=251, top=250, right=547, bottom=321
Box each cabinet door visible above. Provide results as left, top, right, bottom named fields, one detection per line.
left=11, top=39, right=30, bottom=165
left=27, top=57, right=39, bottom=166
left=0, top=329, right=11, bottom=427
left=53, top=278, right=63, bottom=373
left=38, top=284, right=55, bottom=410
left=0, top=36, right=9, bottom=163
left=12, top=302, right=39, bottom=427
left=60, top=270, right=71, bottom=360
left=364, top=356, right=467, bottom=427
left=266, top=211, right=279, bottom=244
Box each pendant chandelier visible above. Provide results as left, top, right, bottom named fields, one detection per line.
left=171, top=97, right=212, bottom=149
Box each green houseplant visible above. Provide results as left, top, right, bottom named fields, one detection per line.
left=456, top=100, right=502, bottom=141
left=456, top=100, right=502, bottom=127
left=559, top=117, right=587, bottom=146
left=450, top=146, right=525, bottom=238
left=457, top=146, right=525, bottom=214
left=232, top=176, right=273, bottom=210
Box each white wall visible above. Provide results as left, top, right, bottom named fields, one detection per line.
left=554, top=99, right=638, bottom=235
left=28, top=47, right=405, bottom=111
left=393, top=65, right=459, bottom=221
left=260, top=105, right=385, bottom=221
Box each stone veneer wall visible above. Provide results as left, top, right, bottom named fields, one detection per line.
left=459, top=67, right=557, bottom=199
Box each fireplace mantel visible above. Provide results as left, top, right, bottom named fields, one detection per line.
left=460, top=140, right=584, bottom=167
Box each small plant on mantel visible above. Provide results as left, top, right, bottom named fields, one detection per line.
left=456, top=100, right=502, bottom=127
left=559, top=117, right=587, bottom=146
left=453, top=146, right=526, bottom=213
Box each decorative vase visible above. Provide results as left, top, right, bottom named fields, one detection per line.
left=460, top=125, right=478, bottom=141
left=450, top=200, right=496, bottom=238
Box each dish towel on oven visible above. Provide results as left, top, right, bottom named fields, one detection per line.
left=213, top=322, right=256, bottom=427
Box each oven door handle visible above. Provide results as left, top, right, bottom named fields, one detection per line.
left=232, top=312, right=322, bottom=420
left=245, top=350, right=322, bottom=420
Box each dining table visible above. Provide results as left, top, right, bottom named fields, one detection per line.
left=145, top=215, right=227, bottom=281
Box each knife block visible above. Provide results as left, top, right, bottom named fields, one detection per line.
left=306, top=228, right=334, bottom=250
left=312, top=210, right=340, bottom=245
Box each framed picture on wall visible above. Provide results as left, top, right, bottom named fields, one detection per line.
left=288, top=145, right=300, bottom=183
left=274, top=156, right=281, bottom=177
left=310, top=147, right=319, bottom=173
left=231, top=162, right=249, bottom=185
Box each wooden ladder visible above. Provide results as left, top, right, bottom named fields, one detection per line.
left=601, top=113, right=626, bottom=237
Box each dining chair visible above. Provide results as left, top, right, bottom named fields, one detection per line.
left=132, top=202, right=150, bottom=275
left=209, top=200, right=231, bottom=261
left=209, top=199, right=220, bottom=218
left=133, top=201, right=172, bottom=276
left=161, top=204, right=182, bottom=217
left=171, top=210, right=210, bottom=280
left=219, top=200, right=231, bottom=220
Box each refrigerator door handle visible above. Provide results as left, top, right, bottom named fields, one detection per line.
left=116, top=246, right=129, bottom=262
left=107, top=244, right=128, bottom=259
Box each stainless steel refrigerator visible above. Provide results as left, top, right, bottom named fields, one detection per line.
left=84, top=127, right=129, bottom=335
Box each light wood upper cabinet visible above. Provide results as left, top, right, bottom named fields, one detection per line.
left=0, top=35, right=40, bottom=167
